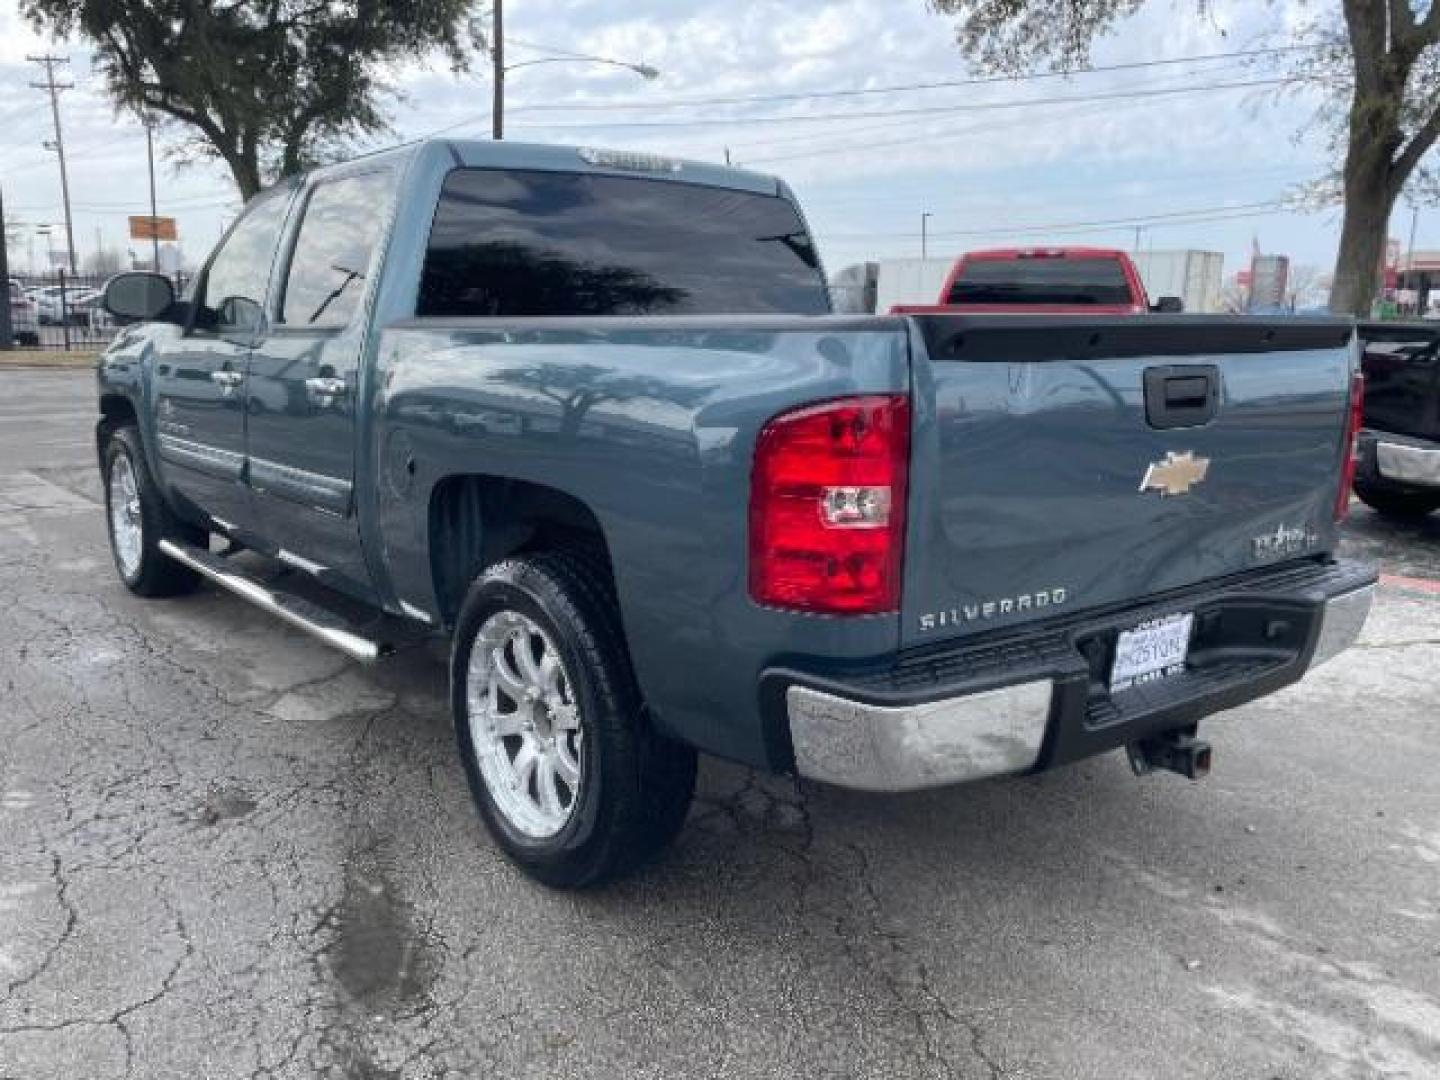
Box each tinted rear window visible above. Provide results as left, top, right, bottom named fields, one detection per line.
left=418, top=168, right=828, bottom=318
left=947, top=256, right=1133, bottom=306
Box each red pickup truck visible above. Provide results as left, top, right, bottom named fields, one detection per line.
left=891, top=246, right=1180, bottom=315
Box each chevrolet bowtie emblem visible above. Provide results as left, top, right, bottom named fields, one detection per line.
left=1140, top=451, right=1210, bottom=497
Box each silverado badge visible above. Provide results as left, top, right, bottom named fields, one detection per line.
left=1140, top=451, right=1210, bottom=497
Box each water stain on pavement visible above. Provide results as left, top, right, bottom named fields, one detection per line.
left=324, top=835, right=434, bottom=1014
left=196, top=785, right=258, bottom=825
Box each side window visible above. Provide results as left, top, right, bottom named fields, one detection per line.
left=197, top=190, right=291, bottom=335
left=280, top=172, right=392, bottom=329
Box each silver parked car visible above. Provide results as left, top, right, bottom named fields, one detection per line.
left=7, top=279, right=40, bottom=345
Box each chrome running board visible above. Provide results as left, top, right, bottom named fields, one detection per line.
left=158, top=539, right=393, bottom=663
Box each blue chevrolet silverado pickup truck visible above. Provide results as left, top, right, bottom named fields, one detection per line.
left=95, top=139, right=1375, bottom=887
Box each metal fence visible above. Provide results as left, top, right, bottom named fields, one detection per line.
left=5, top=270, right=186, bottom=353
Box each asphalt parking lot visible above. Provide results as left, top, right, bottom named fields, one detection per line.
left=1, top=366, right=1437, bottom=1080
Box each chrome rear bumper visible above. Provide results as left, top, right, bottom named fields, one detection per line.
left=786, top=680, right=1052, bottom=793
left=781, top=571, right=1374, bottom=793
left=1377, top=440, right=1440, bottom=486
left=1308, top=583, right=1374, bottom=669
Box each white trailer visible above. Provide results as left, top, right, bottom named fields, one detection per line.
left=1130, top=250, right=1225, bottom=314
left=873, top=257, right=956, bottom=313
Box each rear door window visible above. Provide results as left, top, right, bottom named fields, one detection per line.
left=947, top=257, right=1133, bottom=306
left=279, top=171, right=393, bottom=329
left=418, top=168, right=829, bottom=317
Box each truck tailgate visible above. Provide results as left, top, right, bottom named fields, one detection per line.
left=900, top=315, right=1357, bottom=648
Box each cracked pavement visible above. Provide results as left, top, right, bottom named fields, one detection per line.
left=2, top=367, right=1439, bottom=1079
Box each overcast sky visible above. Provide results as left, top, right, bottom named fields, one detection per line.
left=0, top=0, right=1411, bottom=282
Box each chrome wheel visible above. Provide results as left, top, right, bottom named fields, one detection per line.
left=108, top=454, right=143, bottom=578
left=466, top=610, right=583, bottom=839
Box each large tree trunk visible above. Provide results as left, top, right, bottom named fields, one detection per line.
left=224, top=151, right=264, bottom=201
left=1330, top=4, right=1403, bottom=317
left=1329, top=152, right=1395, bottom=316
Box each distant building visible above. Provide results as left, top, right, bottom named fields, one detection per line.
left=1394, top=249, right=1440, bottom=316
left=1248, top=254, right=1290, bottom=311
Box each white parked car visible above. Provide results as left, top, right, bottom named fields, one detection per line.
left=7, top=279, right=40, bottom=345
left=29, top=284, right=108, bottom=328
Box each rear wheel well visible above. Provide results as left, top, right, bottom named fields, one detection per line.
left=428, top=475, right=617, bottom=626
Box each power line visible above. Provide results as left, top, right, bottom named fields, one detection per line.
left=505, top=76, right=1296, bottom=132
left=821, top=199, right=1293, bottom=242
left=728, top=64, right=1222, bottom=155
left=818, top=207, right=1300, bottom=252
left=506, top=46, right=1305, bottom=114
left=28, top=53, right=77, bottom=274
left=736, top=76, right=1200, bottom=166
left=797, top=164, right=1311, bottom=213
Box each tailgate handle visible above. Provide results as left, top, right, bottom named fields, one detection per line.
left=1144, top=365, right=1219, bottom=429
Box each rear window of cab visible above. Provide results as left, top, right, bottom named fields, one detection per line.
left=947, top=256, right=1133, bottom=306
left=417, top=168, right=829, bottom=318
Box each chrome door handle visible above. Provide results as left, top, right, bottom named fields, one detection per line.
left=211, top=370, right=244, bottom=387
left=305, top=376, right=348, bottom=405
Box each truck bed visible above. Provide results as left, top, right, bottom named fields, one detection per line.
left=371, top=311, right=1357, bottom=768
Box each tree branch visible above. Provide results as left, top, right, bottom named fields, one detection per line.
left=1392, top=103, right=1440, bottom=191
left=1421, top=0, right=1440, bottom=39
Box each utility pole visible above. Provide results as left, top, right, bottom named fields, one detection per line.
left=1406, top=203, right=1420, bottom=275
left=921, top=212, right=933, bottom=260
left=146, top=118, right=161, bottom=271
left=491, top=0, right=505, bottom=140
left=28, top=54, right=77, bottom=275
left=1133, top=224, right=1142, bottom=252
left=0, top=184, right=13, bottom=349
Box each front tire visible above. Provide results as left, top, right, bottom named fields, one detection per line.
left=451, top=552, right=697, bottom=888
left=102, top=425, right=205, bottom=597
left=1354, top=480, right=1440, bottom=520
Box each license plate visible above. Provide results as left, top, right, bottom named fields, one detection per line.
left=1110, top=612, right=1194, bottom=693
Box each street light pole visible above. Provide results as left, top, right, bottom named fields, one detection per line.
left=492, top=0, right=505, bottom=140
left=921, top=212, right=933, bottom=260
left=146, top=119, right=161, bottom=271
left=487, top=2, right=657, bottom=141
left=1406, top=202, right=1420, bottom=276
left=0, top=184, right=13, bottom=349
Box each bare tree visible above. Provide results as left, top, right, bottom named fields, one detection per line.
left=929, top=0, right=1440, bottom=315
left=22, top=0, right=477, bottom=199
left=1284, top=263, right=1328, bottom=309
left=84, top=248, right=125, bottom=276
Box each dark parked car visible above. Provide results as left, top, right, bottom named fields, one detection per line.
left=1355, top=322, right=1440, bottom=518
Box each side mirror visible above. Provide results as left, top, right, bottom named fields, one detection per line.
left=1152, top=295, right=1184, bottom=314
left=104, top=272, right=176, bottom=322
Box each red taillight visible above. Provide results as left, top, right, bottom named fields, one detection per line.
left=749, top=395, right=910, bottom=615
left=1336, top=372, right=1364, bottom=522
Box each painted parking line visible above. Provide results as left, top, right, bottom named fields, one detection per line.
left=1380, top=573, right=1440, bottom=595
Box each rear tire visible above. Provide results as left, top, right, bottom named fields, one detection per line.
left=1354, top=480, right=1440, bottom=520
left=451, top=550, right=697, bottom=888
left=102, top=425, right=206, bottom=597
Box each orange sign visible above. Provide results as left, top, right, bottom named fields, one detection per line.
left=129, top=215, right=178, bottom=242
